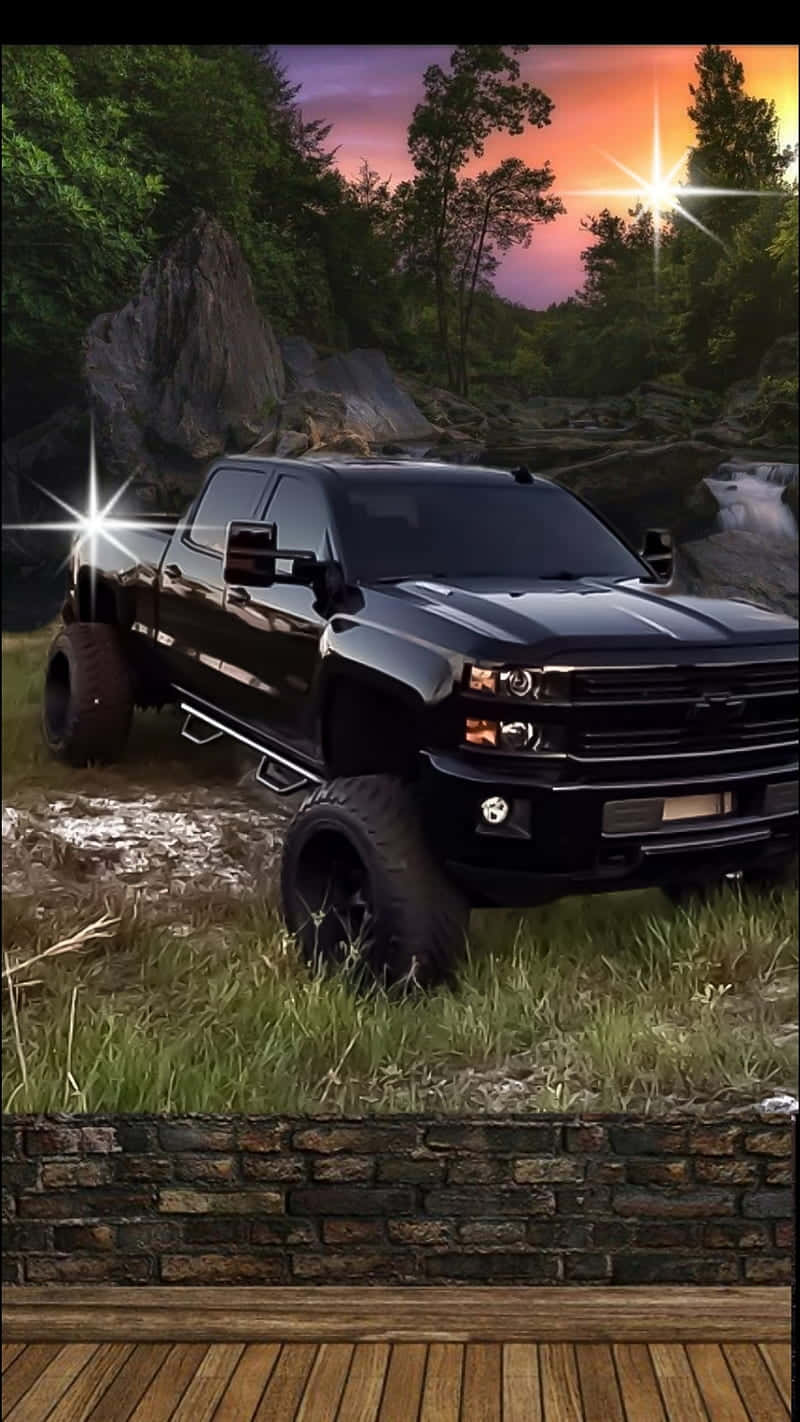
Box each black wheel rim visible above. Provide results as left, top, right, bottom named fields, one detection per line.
left=293, top=829, right=376, bottom=970
left=44, top=651, right=71, bottom=741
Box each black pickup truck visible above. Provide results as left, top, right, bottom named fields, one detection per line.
left=44, top=456, right=798, bottom=988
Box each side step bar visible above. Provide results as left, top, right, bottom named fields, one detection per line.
left=179, top=702, right=321, bottom=796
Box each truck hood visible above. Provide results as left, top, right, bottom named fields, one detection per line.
left=375, top=575, right=798, bottom=658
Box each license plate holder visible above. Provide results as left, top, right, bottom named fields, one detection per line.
left=662, top=792, right=733, bottom=822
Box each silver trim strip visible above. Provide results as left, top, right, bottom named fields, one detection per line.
left=177, top=702, right=322, bottom=784
left=641, top=827, right=771, bottom=855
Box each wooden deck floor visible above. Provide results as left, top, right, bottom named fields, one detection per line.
left=2, top=1287, right=791, bottom=1421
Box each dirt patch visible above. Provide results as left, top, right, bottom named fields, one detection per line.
left=1, top=786, right=293, bottom=906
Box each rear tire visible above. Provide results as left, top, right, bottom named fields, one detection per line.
left=42, top=622, right=134, bottom=766
left=280, top=775, right=468, bottom=990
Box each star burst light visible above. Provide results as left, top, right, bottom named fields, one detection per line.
left=565, top=96, right=789, bottom=277
left=3, top=421, right=176, bottom=616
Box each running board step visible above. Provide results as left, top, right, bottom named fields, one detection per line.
left=181, top=712, right=224, bottom=746
left=178, top=700, right=320, bottom=794
left=256, top=756, right=312, bottom=796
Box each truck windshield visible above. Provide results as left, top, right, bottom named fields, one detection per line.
left=337, top=480, right=646, bottom=584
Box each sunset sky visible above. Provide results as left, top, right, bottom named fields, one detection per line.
left=277, top=44, right=799, bottom=309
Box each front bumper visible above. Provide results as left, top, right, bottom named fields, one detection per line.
left=418, top=750, right=798, bottom=905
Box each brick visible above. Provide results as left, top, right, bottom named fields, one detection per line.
left=425, top=1188, right=554, bottom=1218
left=25, top=1126, right=81, bottom=1155
left=52, top=1225, right=114, bottom=1252
left=27, top=1256, right=152, bottom=1283
left=632, top=1222, right=701, bottom=1249
left=237, top=1123, right=289, bottom=1153
left=81, top=1127, right=120, bottom=1154
left=40, top=1161, right=113, bottom=1189
left=4, top=1223, right=50, bottom=1252
left=744, top=1258, right=793, bottom=1283
left=614, top=1255, right=740, bottom=1284
left=627, top=1159, right=691, bottom=1187
left=694, top=1158, right=758, bottom=1185
left=565, top=1125, right=608, bottom=1153
left=514, top=1159, right=583, bottom=1184
left=322, top=1219, right=385, bottom=1245
left=765, top=1163, right=792, bottom=1185
left=686, top=1126, right=741, bottom=1156
left=557, top=1187, right=611, bottom=1213
left=162, top=1254, right=286, bottom=1283
left=19, top=1189, right=155, bottom=1219
left=1, top=1126, right=22, bottom=1158
left=159, top=1189, right=282, bottom=1215
left=426, top=1253, right=560, bottom=1281
left=447, top=1158, right=510, bottom=1185
left=158, top=1121, right=236, bottom=1152
left=613, top=1188, right=735, bottom=1219
left=289, top=1187, right=414, bottom=1218
left=744, top=1129, right=793, bottom=1156
left=3, top=1258, right=22, bottom=1284
left=379, top=1158, right=445, bottom=1185
left=2, top=1161, right=38, bottom=1192
left=703, top=1222, right=770, bottom=1250
left=292, top=1125, right=419, bottom=1154
left=292, top=1252, right=416, bottom=1281
left=242, top=1155, right=307, bottom=1183
left=312, top=1156, right=375, bottom=1183
left=114, top=1156, right=174, bottom=1183
left=591, top=1222, right=633, bottom=1249
left=117, top=1222, right=181, bottom=1252
left=458, top=1221, right=526, bottom=1245
left=2, top=1192, right=16, bottom=1222
left=566, top=1254, right=612, bottom=1281
left=115, top=1122, right=158, bottom=1152
left=775, top=1221, right=793, bottom=1249
left=388, top=1220, right=452, bottom=1246
left=586, top=1160, right=626, bottom=1183
left=174, top=1155, right=237, bottom=1183
left=425, top=1124, right=556, bottom=1154
left=251, top=1219, right=317, bottom=1247
left=181, top=1218, right=250, bottom=1246
left=742, top=1190, right=793, bottom=1219
left=609, top=1126, right=688, bottom=1155
left=529, top=1220, right=592, bottom=1249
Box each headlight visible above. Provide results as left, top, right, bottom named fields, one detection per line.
left=468, top=666, right=570, bottom=702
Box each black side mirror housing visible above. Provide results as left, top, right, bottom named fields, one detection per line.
left=640, top=528, right=674, bottom=582
left=223, top=521, right=341, bottom=599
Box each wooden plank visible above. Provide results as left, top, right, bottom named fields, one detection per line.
left=461, top=1343, right=501, bottom=1422
left=168, top=1343, right=245, bottom=1422
left=334, top=1343, right=390, bottom=1422
left=502, top=1343, right=541, bottom=1422
left=722, top=1343, right=790, bottom=1422
left=5, top=1344, right=98, bottom=1422
left=83, top=1345, right=171, bottom=1422
left=1, top=1346, right=26, bottom=1374
left=43, top=1345, right=134, bottom=1422
left=648, top=1343, right=709, bottom=1422
left=3, top=1286, right=790, bottom=1342
left=539, top=1344, right=583, bottom=1422
left=295, top=1344, right=353, bottom=1422
left=758, top=1343, right=792, bottom=1412
left=253, top=1344, right=317, bottom=1421
left=575, top=1343, right=625, bottom=1422
left=419, top=1343, right=463, bottom=1422
left=127, top=1344, right=209, bottom=1422
left=2, top=1346, right=63, bottom=1417
left=686, top=1343, right=750, bottom=1422
left=378, top=1344, right=427, bottom=1422
left=612, top=1344, right=666, bottom=1421
left=212, top=1344, right=281, bottom=1422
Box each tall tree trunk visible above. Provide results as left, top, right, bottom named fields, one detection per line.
left=461, top=196, right=493, bottom=400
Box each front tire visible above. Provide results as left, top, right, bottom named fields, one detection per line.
left=280, top=775, right=468, bottom=990
left=42, top=622, right=134, bottom=766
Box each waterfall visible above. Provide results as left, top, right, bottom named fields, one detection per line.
left=704, top=462, right=798, bottom=540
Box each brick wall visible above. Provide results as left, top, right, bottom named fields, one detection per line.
left=2, top=1113, right=793, bottom=1286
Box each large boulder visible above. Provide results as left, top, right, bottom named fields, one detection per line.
left=275, top=341, right=434, bottom=451
left=675, top=530, right=798, bottom=618
left=86, top=213, right=285, bottom=492
left=551, top=440, right=723, bottom=543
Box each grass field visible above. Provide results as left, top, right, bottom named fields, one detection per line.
left=2, top=627, right=797, bottom=1115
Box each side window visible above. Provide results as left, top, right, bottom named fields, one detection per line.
left=265, top=477, right=330, bottom=571
left=188, top=468, right=268, bottom=554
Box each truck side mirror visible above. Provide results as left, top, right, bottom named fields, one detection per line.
left=640, top=528, right=674, bottom=582
left=223, top=521, right=279, bottom=587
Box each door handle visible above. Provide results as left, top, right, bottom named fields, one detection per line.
left=227, top=586, right=251, bottom=607
left=163, top=563, right=182, bottom=580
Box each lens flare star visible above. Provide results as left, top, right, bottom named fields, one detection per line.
left=565, top=96, right=790, bottom=275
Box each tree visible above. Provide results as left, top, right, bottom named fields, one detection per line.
left=405, top=45, right=557, bottom=387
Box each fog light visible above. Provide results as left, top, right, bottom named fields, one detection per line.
left=481, top=796, right=510, bottom=825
